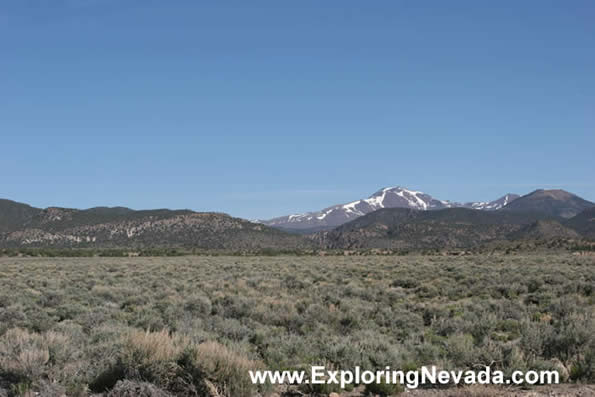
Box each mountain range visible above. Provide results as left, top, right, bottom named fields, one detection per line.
left=0, top=187, right=593, bottom=252
left=261, top=186, right=521, bottom=231
left=310, top=188, right=594, bottom=251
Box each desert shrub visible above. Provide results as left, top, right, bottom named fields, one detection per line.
left=209, top=317, right=252, bottom=342
left=303, top=303, right=332, bottom=326
left=0, top=307, right=28, bottom=334
left=494, top=319, right=521, bottom=341
left=26, top=380, right=69, bottom=397
left=300, top=379, right=343, bottom=395
left=409, top=343, right=442, bottom=367
left=260, top=331, right=326, bottom=369
left=544, top=308, right=592, bottom=368
left=444, top=334, right=475, bottom=367
left=283, top=274, right=306, bottom=290
left=91, top=285, right=119, bottom=301
left=526, top=277, right=543, bottom=293
left=131, top=311, right=167, bottom=332
left=211, top=295, right=253, bottom=319
left=0, top=328, right=50, bottom=381
left=467, top=311, right=498, bottom=343
left=319, top=338, right=362, bottom=369
left=24, top=309, right=55, bottom=333
left=415, top=283, right=440, bottom=299
left=0, top=328, right=83, bottom=394
left=107, top=380, right=172, bottom=397
left=390, top=277, right=419, bottom=289
left=183, top=294, right=212, bottom=317
left=54, top=302, right=88, bottom=322
left=348, top=330, right=403, bottom=369
left=364, top=380, right=403, bottom=396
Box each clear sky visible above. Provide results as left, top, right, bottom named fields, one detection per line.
left=1, top=1, right=594, bottom=219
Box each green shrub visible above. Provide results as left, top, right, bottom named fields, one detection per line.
left=364, top=380, right=403, bottom=396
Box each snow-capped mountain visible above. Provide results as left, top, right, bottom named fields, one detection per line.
left=261, top=187, right=519, bottom=231
left=461, top=194, right=520, bottom=211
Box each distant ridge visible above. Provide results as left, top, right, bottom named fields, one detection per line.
left=0, top=200, right=311, bottom=251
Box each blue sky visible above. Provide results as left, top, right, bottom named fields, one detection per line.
left=1, top=1, right=594, bottom=219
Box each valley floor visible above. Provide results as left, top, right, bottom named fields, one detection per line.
left=0, top=254, right=593, bottom=396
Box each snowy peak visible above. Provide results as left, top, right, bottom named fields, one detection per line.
left=365, top=186, right=447, bottom=211
left=261, top=187, right=521, bottom=231
left=462, top=194, right=521, bottom=211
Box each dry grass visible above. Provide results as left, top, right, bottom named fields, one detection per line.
left=193, top=341, right=264, bottom=397
left=123, top=329, right=186, bottom=364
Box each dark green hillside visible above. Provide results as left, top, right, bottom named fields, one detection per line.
left=508, top=220, right=580, bottom=240
left=316, top=207, right=559, bottom=250
left=332, top=207, right=419, bottom=229
left=501, top=189, right=594, bottom=218
left=0, top=199, right=41, bottom=233
left=565, top=207, right=595, bottom=238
